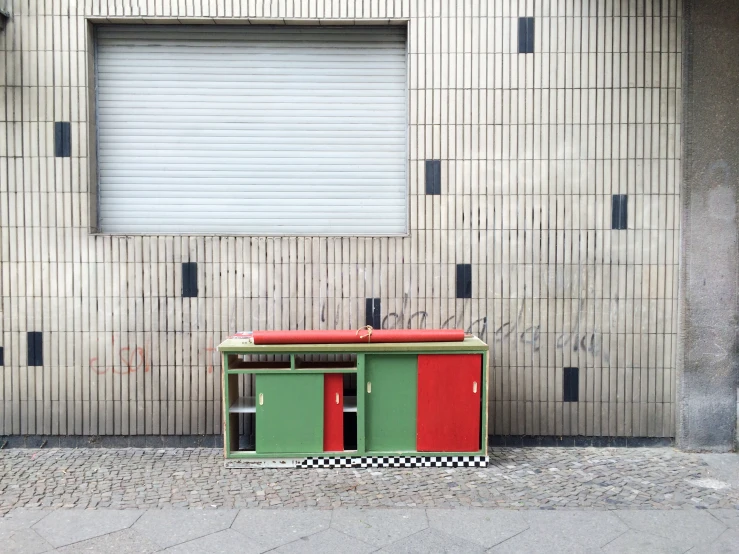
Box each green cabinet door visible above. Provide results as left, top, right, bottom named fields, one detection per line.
left=256, top=373, right=323, bottom=454
left=364, top=354, right=417, bottom=452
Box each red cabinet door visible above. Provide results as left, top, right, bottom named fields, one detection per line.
left=323, top=373, right=344, bottom=452
left=417, top=354, right=482, bottom=452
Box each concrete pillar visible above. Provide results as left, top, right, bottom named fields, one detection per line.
left=678, top=0, right=739, bottom=451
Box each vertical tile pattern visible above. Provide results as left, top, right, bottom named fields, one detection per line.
left=0, top=0, right=682, bottom=438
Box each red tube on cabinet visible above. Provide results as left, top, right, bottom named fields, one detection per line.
left=251, top=329, right=465, bottom=345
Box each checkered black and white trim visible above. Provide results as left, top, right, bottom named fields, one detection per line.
left=297, top=455, right=488, bottom=469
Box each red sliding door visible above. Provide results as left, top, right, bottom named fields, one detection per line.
left=323, top=373, right=344, bottom=451
left=417, top=354, right=482, bottom=452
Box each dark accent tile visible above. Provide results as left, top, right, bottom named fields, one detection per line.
left=503, top=436, right=522, bottom=446
left=612, top=194, right=628, bottom=230
left=365, top=298, right=381, bottom=328
left=182, top=262, right=198, bottom=298
left=537, top=436, right=558, bottom=447
left=160, top=436, right=183, bottom=448
left=0, top=346, right=3, bottom=366
left=27, top=331, right=43, bottom=366
left=456, top=263, right=472, bottom=299
left=104, top=437, right=131, bottom=448
left=84, top=436, right=104, bottom=448
left=425, top=160, right=441, bottom=195
left=54, top=121, right=71, bottom=157
left=488, top=435, right=674, bottom=448
left=58, top=436, right=82, bottom=448
left=0, top=434, right=240, bottom=448
left=24, top=436, right=48, bottom=448
left=563, top=367, right=579, bottom=402
left=144, top=436, right=163, bottom=448
left=518, top=17, right=535, bottom=54
left=627, top=437, right=674, bottom=447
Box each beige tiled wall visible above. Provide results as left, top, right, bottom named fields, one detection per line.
left=0, top=0, right=682, bottom=437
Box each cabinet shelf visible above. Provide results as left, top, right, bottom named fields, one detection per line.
left=230, top=396, right=256, bottom=414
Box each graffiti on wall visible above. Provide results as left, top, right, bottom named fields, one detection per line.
left=89, top=336, right=219, bottom=375
left=88, top=335, right=150, bottom=375
left=89, top=289, right=617, bottom=376
left=378, top=291, right=615, bottom=364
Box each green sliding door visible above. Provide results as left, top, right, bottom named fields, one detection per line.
left=255, top=373, right=323, bottom=454
left=364, top=354, right=417, bottom=452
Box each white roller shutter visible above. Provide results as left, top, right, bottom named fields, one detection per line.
left=95, top=26, right=407, bottom=235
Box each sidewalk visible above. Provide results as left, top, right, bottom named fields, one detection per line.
left=1, top=447, right=738, bottom=552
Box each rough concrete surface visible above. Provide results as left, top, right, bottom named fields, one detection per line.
left=679, top=0, right=739, bottom=451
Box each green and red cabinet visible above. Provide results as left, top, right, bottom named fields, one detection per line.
left=219, top=337, right=489, bottom=459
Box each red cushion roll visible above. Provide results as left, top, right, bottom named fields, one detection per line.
left=252, top=329, right=465, bottom=345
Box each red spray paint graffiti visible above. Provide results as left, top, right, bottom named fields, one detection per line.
left=88, top=335, right=150, bottom=375
left=89, top=336, right=218, bottom=375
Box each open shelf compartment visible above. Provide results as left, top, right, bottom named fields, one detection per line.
left=295, top=353, right=357, bottom=371
left=230, top=396, right=255, bottom=413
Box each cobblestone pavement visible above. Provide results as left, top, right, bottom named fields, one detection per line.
left=0, top=447, right=737, bottom=513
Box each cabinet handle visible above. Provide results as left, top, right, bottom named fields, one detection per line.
left=259, top=393, right=264, bottom=405
left=335, top=392, right=340, bottom=404
left=473, top=381, right=478, bottom=394
left=367, top=382, right=372, bottom=394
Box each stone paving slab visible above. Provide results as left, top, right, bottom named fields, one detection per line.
left=230, top=508, right=331, bottom=550
left=0, top=447, right=737, bottom=512
left=426, top=508, right=528, bottom=548
left=331, top=509, right=428, bottom=548
left=613, top=509, right=728, bottom=548
left=272, top=528, right=376, bottom=554
left=692, top=529, right=739, bottom=554
left=4, top=528, right=55, bottom=554
left=163, top=529, right=263, bottom=554
left=132, top=508, right=238, bottom=548
left=2, top=506, right=738, bottom=553
left=517, top=510, right=627, bottom=548
left=377, top=528, right=485, bottom=553
left=55, top=528, right=160, bottom=554
left=711, top=508, right=739, bottom=529
left=31, top=508, right=144, bottom=548
left=599, top=529, right=687, bottom=554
